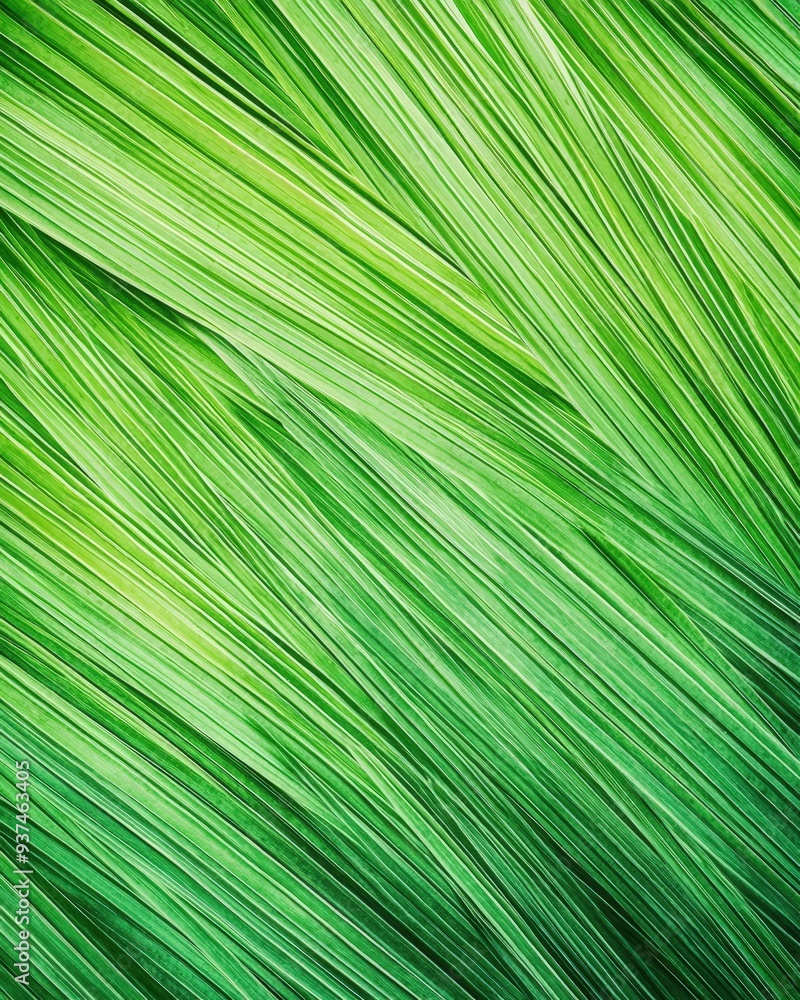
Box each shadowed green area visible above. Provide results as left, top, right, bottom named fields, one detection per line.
left=0, top=0, right=798, bottom=997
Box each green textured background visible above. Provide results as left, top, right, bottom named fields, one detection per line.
left=1, top=0, right=799, bottom=997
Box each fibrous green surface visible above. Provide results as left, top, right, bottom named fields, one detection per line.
left=0, top=0, right=799, bottom=997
